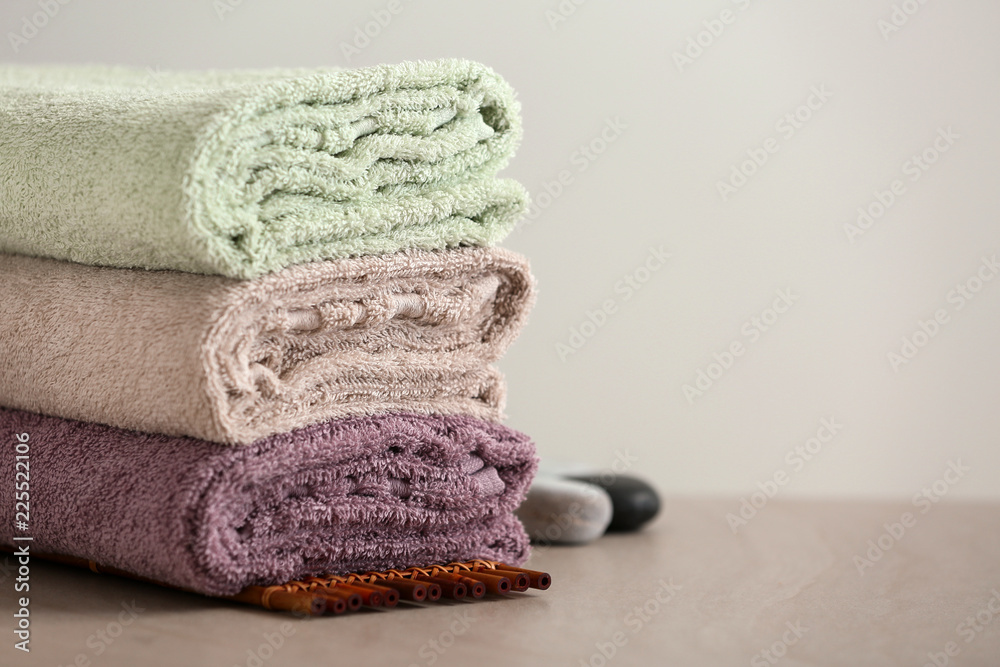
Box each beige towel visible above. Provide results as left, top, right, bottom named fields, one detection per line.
left=0, top=248, right=533, bottom=444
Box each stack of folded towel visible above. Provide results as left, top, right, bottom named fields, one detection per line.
left=0, top=59, right=538, bottom=596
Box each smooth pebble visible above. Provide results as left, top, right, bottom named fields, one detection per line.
left=516, top=476, right=613, bottom=545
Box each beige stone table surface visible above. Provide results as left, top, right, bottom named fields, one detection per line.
left=3, top=497, right=999, bottom=666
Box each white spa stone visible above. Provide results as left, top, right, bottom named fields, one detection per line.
left=515, top=476, right=613, bottom=545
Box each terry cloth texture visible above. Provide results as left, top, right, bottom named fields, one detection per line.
left=0, top=59, right=526, bottom=278
left=0, top=408, right=537, bottom=596
left=0, top=247, right=534, bottom=445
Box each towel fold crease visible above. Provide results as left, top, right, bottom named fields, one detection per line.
left=0, top=408, right=537, bottom=595
left=0, top=59, right=525, bottom=277
left=0, top=247, right=534, bottom=445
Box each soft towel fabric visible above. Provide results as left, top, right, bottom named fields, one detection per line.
left=0, top=408, right=536, bottom=596
left=0, top=247, right=534, bottom=445
left=0, top=59, right=526, bottom=278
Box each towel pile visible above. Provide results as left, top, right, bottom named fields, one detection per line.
left=0, top=59, right=538, bottom=596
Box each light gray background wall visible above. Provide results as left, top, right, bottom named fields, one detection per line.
left=4, top=0, right=998, bottom=498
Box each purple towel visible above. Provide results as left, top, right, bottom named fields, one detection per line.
left=0, top=408, right=536, bottom=596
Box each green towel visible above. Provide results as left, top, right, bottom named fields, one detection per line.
left=0, top=59, right=526, bottom=278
